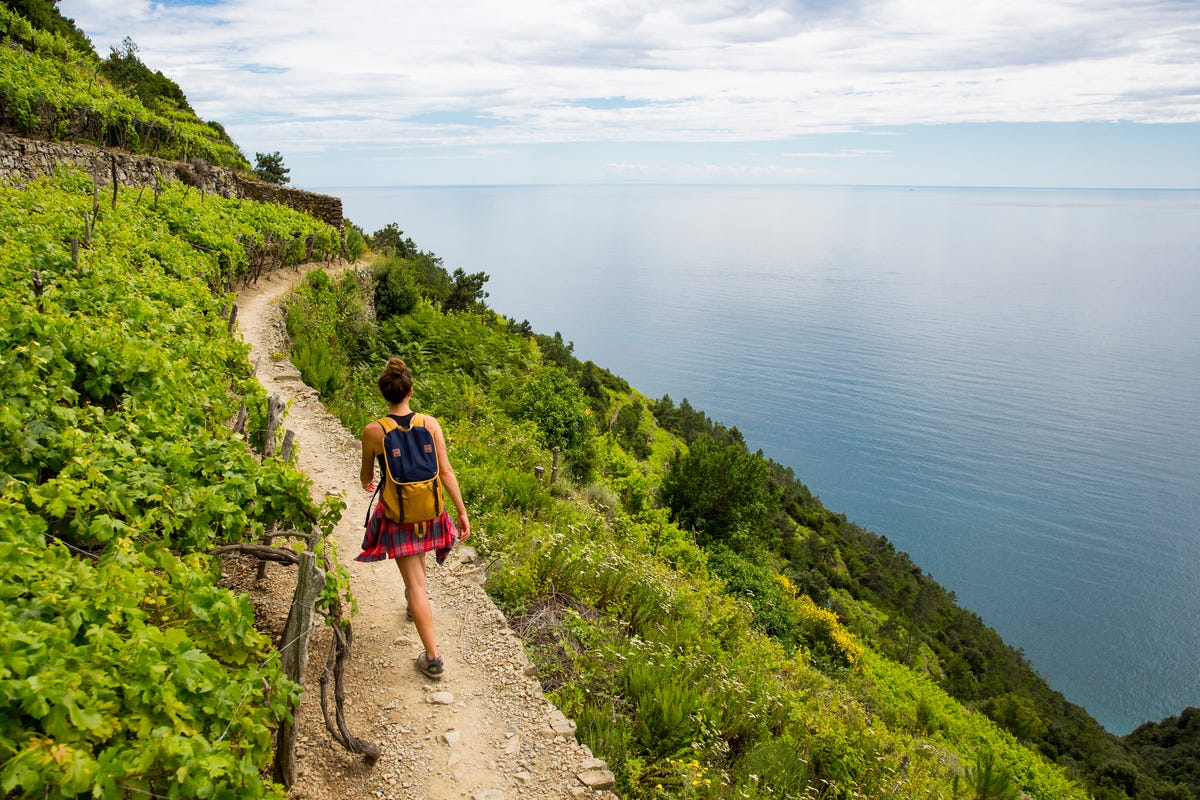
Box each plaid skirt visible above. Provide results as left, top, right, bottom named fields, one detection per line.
left=355, top=504, right=457, bottom=565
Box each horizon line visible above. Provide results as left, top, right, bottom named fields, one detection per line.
left=307, top=181, right=1200, bottom=193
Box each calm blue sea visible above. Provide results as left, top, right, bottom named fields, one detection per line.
left=330, top=183, right=1200, bottom=735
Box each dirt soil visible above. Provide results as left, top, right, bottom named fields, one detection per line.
left=231, top=265, right=616, bottom=800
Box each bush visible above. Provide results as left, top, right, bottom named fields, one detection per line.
left=513, top=368, right=588, bottom=453
left=372, top=258, right=419, bottom=320
left=659, top=434, right=779, bottom=551
left=344, top=221, right=367, bottom=261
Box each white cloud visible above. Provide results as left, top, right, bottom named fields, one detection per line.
left=57, top=0, right=1200, bottom=178
left=784, top=149, right=894, bottom=158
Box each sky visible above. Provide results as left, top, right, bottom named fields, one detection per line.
left=57, top=0, right=1200, bottom=189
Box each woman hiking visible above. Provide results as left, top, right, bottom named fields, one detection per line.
left=356, top=357, right=470, bottom=680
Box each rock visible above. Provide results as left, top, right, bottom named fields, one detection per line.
left=458, top=546, right=478, bottom=564
left=577, top=767, right=616, bottom=791
left=548, top=710, right=577, bottom=736
left=472, top=791, right=505, bottom=800
left=430, top=691, right=455, bottom=705
left=580, top=757, right=607, bottom=771
left=440, top=730, right=461, bottom=747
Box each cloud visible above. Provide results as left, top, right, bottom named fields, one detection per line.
left=784, top=149, right=893, bottom=158
left=58, top=0, right=1200, bottom=158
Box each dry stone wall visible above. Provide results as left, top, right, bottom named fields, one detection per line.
left=0, top=131, right=342, bottom=228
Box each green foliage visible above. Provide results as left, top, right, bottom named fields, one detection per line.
left=0, top=6, right=248, bottom=168
left=286, top=269, right=375, bottom=394
left=512, top=368, right=591, bottom=478
left=361, top=224, right=490, bottom=315
left=611, top=398, right=652, bottom=459
left=0, top=0, right=92, bottom=54
left=368, top=222, right=418, bottom=257
left=0, top=523, right=297, bottom=799
left=100, top=36, right=193, bottom=113
left=343, top=220, right=367, bottom=261
left=1125, top=708, right=1200, bottom=799
left=954, top=750, right=1022, bottom=800
left=534, top=330, right=576, bottom=369
left=253, top=151, right=290, bottom=185
left=372, top=256, right=420, bottom=320
left=444, top=267, right=490, bottom=313
left=652, top=394, right=739, bottom=446
left=0, top=169, right=345, bottom=798
left=659, top=434, right=778, bottom=550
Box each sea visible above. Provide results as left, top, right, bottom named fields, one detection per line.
left=328, top=183, right=1200, bottom=735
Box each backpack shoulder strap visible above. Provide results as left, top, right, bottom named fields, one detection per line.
left=410, top=413, right=425, bottom=429
left=378, top=416, right=399, bottom=433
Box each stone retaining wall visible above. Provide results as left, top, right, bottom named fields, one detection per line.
left=0, top=131, right=342, bottom=228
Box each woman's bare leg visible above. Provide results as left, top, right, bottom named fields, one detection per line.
left=395, top=554, right=437, bottom=659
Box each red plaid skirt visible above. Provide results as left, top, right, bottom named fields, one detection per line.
left=355, top=504, right=457, bottom=564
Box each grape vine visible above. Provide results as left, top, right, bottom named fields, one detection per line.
left=0, top=168, right=348, bottom=799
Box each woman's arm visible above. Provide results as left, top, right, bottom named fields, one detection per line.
left=360, top=421, right=383, bottom=491
left=426, top=416, right=470, bottom=540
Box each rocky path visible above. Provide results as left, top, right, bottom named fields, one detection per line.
left=232, top=265, right=616, bottom=800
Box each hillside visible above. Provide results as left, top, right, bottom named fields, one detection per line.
left=0, top=1, right=248, bottom=168
left=276, top=248, right=1187, bottom=799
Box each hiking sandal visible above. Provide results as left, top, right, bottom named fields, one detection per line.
left=416, top=652, right=444, bottom=680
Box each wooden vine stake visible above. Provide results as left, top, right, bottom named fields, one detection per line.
left=256, top=428, right=294, bottom=582
left=110, top=155, right=119, bottom=209
left=256, top=393, right=288, bottom=580
left=263, top=394, right=285, bottom=459
left=272, top=549, right=321, bottom=787
left=318, top=557, right=380, bottom=767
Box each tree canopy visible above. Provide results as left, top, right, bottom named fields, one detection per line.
left=659, top=433, right=778, bottom=550
left=253, top=151, right=291, bottom=185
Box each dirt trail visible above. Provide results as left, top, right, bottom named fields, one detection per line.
left=233, top=266, right=615, bottom=800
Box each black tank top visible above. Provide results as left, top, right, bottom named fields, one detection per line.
left=377, top=413, right=417, bottom=475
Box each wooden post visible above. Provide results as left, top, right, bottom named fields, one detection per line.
left=273, top=550, right=321, bottom=787
left=110, top=155, right=119, bottom=209
left=256, top=410, right=290, bottom=581
left=551, top=447, right=560, bottom=484
left=226, top=303, right=238, bottom=334
left=263, top=394, right=285, bottom=459
left=534, top=465, right=545, bottom=480
left=233, top=405, right=247, bottom=436
left=70, top=238, right=79, bottom=266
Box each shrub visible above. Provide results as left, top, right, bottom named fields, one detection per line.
left=513, top=368, right=588, bottom=453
